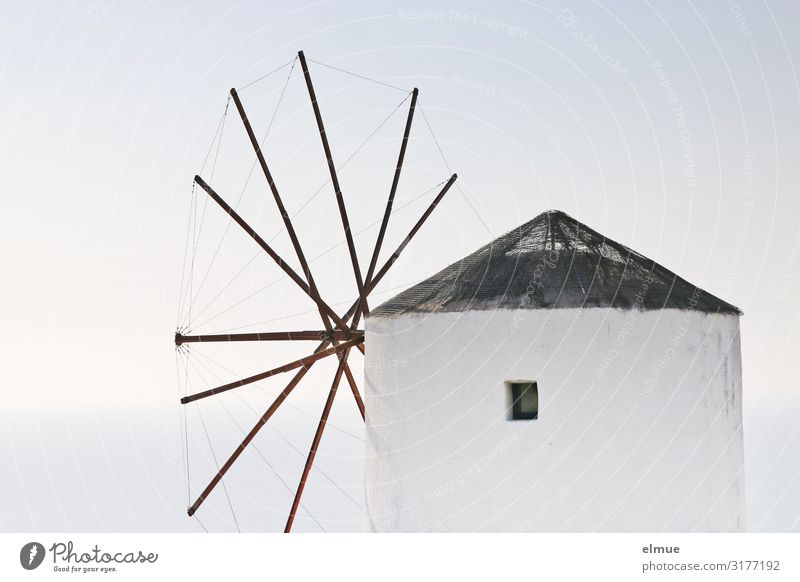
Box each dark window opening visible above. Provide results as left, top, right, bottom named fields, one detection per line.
left=510, top=381, right=538, bottom=420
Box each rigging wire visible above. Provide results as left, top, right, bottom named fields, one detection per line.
left=175, top=183, right=197, bottom=329
left=182, top=351, right=192, bottom=503
left=208, top=102, right=229, bottom=182
left=184, top=184, right=199, bottom=329
left=193, top=515, right=209, bottom=533
left=307, top=57, right=410, bottom=93
left=200, top=97, right=232, bottom=176
left=177, top=94, right=233, bottom=328
left=196, top=403, right=242, bottom=533
left=418, top=104, right=492, bottom=235
left=180, top=98, right=231, bottom=330
left=182, top=59, right=298, bottom=330
left=174, top=350, right=190, bottom=507
left=181, top=100, right=230, bottom=329
left=237, top=58, right=296, bottom=93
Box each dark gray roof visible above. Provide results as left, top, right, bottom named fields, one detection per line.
left=369, top=210, right=741, bottom=317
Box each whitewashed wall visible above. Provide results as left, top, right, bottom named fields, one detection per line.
left=364, top=308, right=744, bottom=532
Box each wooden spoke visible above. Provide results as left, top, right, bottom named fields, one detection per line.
left=175, top=330, right=362, bottom=345
left=298, top=51, right=368, bottom=316
left=342, top=361, right=365, bottom=420
left=365, top=87, right=418, bottom=287
left=284, top=347, right=352, bottom=532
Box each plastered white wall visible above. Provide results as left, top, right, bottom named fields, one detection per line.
left=364, top=308, right=744, bottom=532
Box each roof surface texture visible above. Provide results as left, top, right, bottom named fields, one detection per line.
left=370, top=210, right=741, bottom=317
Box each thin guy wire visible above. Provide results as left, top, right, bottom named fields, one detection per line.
left=307, top=57, right=410, bottom=92
left=182, top=61, right=297, bottom=329
left=196, top=403, right=242, bottom=533
left=237, top=58, right=296, bottom=92
left=418, top=104, right=491, bottom=234
left=180, top=98, right=231, bottom=330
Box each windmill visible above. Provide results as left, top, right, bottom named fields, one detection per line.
left=174, top=50, right=457, bottom=532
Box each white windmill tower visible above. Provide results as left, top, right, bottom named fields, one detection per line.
left=364, top=210, right=745, bottom=532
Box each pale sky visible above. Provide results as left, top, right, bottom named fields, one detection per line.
left=1, top=0, right=799, bottom=532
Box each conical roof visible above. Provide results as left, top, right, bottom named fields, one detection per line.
left=369, top=210, right=741, bottom=317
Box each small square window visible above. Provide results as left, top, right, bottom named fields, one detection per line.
left=509, top=381, right=538, bottom=420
